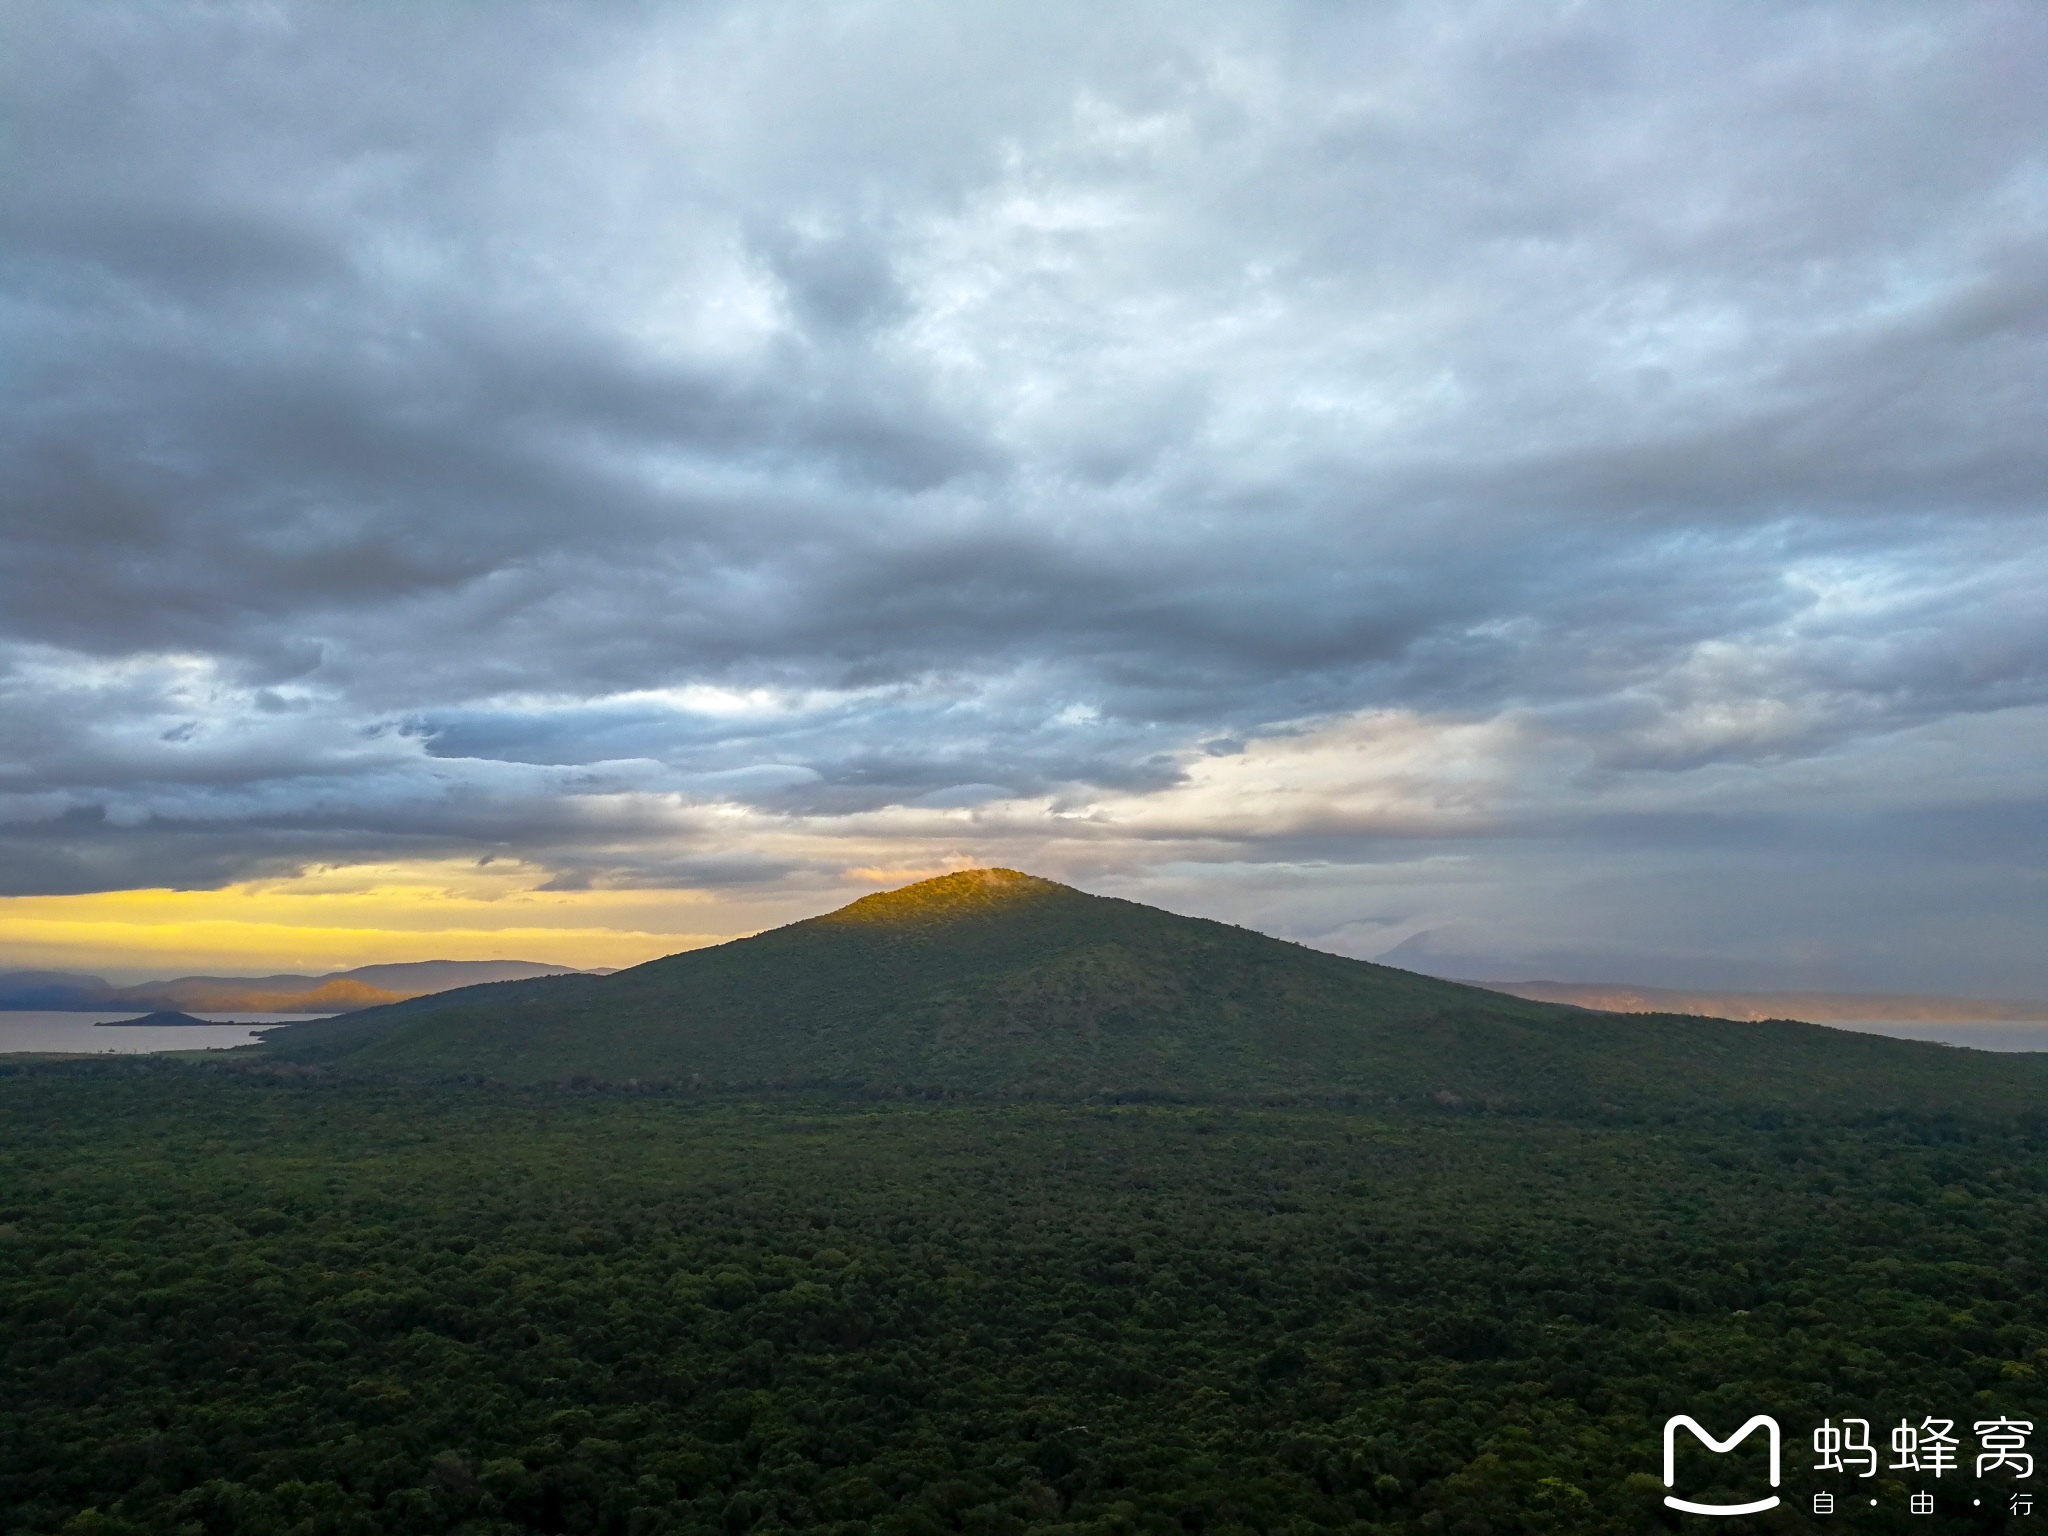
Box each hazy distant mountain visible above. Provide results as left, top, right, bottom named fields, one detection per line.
left=0, top=959, right=590, bottom=1014
left=0, top=971, right=122, bottom=1009
left=259, top=869, right=2048, bottom=1116
left=130, top=976, right=416, bottom=1013
left=1476, top=979, right=2048, bottom=1022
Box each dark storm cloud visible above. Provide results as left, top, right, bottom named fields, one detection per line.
left=3, top=0, right=2046, bottom=988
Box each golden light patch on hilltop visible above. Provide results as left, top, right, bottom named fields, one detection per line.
left=825, top=867, right=1062, bottom=925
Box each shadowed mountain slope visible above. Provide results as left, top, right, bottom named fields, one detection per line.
left=258, top=870, right=2048, bottom=1114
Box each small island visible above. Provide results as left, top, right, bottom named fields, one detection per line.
left=95, top=1011, right=246, bottom=1028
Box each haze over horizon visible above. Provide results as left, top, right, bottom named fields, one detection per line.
left=4, top=2, right=2045, bottom=994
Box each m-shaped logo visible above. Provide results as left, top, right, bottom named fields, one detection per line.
left=1663, top=1415, right=1781, bottom=1515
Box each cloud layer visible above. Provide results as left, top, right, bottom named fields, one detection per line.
left=4, top=1, right=2046, bottom=989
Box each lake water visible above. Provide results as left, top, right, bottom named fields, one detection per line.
left=1815, top=1019, right=2048, bottom=1053
left=0, top=1011, right=332, bottom=1055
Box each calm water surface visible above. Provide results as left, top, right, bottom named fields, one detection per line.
left=0, top=1011, right=332, bottom=1054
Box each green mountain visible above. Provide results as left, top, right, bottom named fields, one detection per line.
left=258, top=868, right=2048, bottom=1114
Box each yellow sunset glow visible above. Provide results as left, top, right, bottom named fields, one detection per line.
left=0, top=860, right=741, bottom=976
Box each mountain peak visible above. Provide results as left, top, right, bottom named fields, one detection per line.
left=822, top=868, right=1068, bottom=927
left=258, top=873, right=2048, bottom=1117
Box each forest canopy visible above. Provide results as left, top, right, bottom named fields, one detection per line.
left=2, top=1061, right=2043, bottom=1535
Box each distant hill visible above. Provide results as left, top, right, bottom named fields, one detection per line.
left=0, top=960, right=588, bottom=1014
left=1476, top=979, right=2048, bottom=1023
left=0, top=971, right=121, bottom=1009
left=258, top=870, right=2048, bottom=1116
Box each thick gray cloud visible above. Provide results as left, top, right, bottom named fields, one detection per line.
left=3, top=0, right=2046, bottom=989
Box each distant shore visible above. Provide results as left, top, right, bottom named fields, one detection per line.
left=1471, top=980, right=2048, bottom=1023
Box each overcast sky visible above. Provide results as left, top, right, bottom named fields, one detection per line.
left=4, top=1, right=2046, bottom=991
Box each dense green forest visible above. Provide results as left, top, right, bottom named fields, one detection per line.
left=4, top=1060, right=2044, bottom=1535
